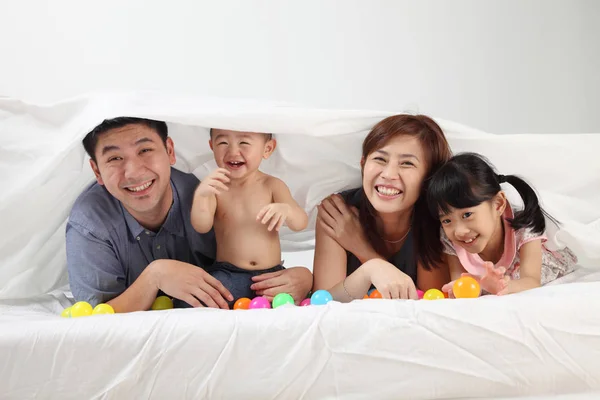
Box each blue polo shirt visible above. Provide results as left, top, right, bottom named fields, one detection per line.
left=66, top=168, right=216, bottom=305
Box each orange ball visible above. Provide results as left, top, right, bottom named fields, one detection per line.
left=369, top=289, right=382, bottom=299
left=233, top=297, right=251, bottom=310
left=453, top=276, right=481, bottom=298
left=363, top=295, right=369, bottom=299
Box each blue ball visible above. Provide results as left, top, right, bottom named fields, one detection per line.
left=367, top=288, right=375, bottom=296
left=310, top=290, right=333, bottom=306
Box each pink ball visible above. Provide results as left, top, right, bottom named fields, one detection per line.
left=417, top=290, right=424, bottom=300
left=249, top=296, right=271, bottom=309
left=300, top=298, right=311, bottom=307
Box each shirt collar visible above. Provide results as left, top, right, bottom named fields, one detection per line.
left=123, top=179, right=185, bottom=239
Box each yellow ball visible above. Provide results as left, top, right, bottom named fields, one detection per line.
left=423, top=288, right=445, bottom=300
left=151, top=296, right=173, bottom=310
left=70, top=301, right=93, bottom=317
left=61, top=306, right=72, bottom=318
left=92, top=304, right=115, bottom=315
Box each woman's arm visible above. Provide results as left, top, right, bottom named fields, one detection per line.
left=312, top=220, right=348, bottom=298
left=501, top=239, right=542, bottom=295
left=317, top=194, right=381, bottom=263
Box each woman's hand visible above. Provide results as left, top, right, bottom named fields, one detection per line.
left=317, top=194, right=374, bottom=261
left=362, top=259, right=418, bottom=300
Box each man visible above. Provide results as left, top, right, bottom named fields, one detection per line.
left=66, top=117, right=312, bottom=312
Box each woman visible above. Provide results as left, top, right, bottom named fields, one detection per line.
left=313, top=114, right=451, bottom=301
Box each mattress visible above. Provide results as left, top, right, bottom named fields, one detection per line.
left=1, top=261, right=600, bottom=399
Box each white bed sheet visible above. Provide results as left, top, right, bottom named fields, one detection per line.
left=1, top=91, right=599, bottom=300
left=1, top=92, right=600, bottom=399
left=1, top=262, right=600, bottom=399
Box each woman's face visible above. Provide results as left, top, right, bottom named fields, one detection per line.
left=362, top=135, right=428, bottom=216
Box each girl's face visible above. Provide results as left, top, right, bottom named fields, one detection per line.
left=361, top=135, right=428, bottom=216
left=438, top=194, right=506, bottom=255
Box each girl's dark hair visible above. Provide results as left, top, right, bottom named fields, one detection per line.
left=426, top=152, right=556, bottom=236
left=358, top=114, right=452, bottom=271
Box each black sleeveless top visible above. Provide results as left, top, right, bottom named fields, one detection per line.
left=340, top=188, right=417, bottom=283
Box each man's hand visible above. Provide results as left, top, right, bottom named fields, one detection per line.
left=250, top=267, right=313, bottom=304
left=152, top=260, right=234, bottom=309
left=256, top=203, right=292, bottom=231
left=196, top=168, right=230, bottom=197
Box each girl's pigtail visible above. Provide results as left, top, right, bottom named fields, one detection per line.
left=502, top=174, right=557, bottom=234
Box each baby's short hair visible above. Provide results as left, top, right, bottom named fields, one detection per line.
left=209, top=128, right=272, bottom=141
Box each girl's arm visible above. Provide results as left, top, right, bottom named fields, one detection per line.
left=447, top=254, right=467, bottom=282
left=416, top=256, right=452, bottom=291
left=440, top=254, right=467, bottom=296
left=502, top=239, right=542, bottom=294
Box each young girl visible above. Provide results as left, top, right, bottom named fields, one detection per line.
left=426, top=152, right=577, bottom=296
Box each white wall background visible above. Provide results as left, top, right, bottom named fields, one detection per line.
left=0, top=0, right=598, bottom=134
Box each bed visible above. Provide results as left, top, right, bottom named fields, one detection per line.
left=1, top=91, right=599, bottom=399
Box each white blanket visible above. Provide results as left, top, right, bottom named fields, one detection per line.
left=1, top=91, right=600, bottom=399
left=1, top=91, right=599, bottom=300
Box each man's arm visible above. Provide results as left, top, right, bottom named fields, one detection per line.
left=270, top=177, right=308, bottom=231
left=66, top=221, right=152, bottom=309
left=67, top=223, right=233, bottom=312
left=106, top=263, right=160, bottom=312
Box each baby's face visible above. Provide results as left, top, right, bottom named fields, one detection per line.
left=209, top=129, right=275, bottom=179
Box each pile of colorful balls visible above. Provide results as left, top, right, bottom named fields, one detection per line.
left=233, top=289, right=333, bottom=310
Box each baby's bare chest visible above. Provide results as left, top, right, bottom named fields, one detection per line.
left=216, top=185, right=273, bottom=224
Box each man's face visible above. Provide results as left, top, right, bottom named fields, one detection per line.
left=90, top=124, right=176, bottom=221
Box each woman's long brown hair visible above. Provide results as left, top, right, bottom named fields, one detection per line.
left=359, top=114, right=452, bottom=270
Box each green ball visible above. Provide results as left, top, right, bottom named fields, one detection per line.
left=272, top=293, right=295, bottom=308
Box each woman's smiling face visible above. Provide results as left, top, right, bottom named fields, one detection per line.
left=362, top=134, right=428, bottom=216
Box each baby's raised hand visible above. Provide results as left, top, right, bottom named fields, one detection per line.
left=256, top=203, right=291, bottom=231
left=196, top=168, right=230, bottom=197
left=478, top=262, right=509, bottom=295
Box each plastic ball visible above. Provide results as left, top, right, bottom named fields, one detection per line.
left=416, top=290, right=424, bottom=299
left=272, top=293, right=295, bottom=308
left=453, top=276, right=481, bottom=298
left=310, top=290, right=333, bottom=305
left=423, top=289, right=445, bottom=300
left=369, top=289, right=382, bottom=299
left=233, top=297, right=251, bottom=310
left=61, top=306, right=72, bottom=318
left=92, top=304, right=115, bottom=315
left=249, top=296, right=271, bottom=309
left=70, top=301, right=93, bottom=317
left=363, top=295, right=369, bottom=299
left=151, top=296, right=174, bottom=310
left=367, top=288, right=375, bottom=296
left=300, top=298, right=311, bottom=307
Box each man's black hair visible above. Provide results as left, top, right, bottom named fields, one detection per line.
left=82, top=117, right=168, bottom=162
